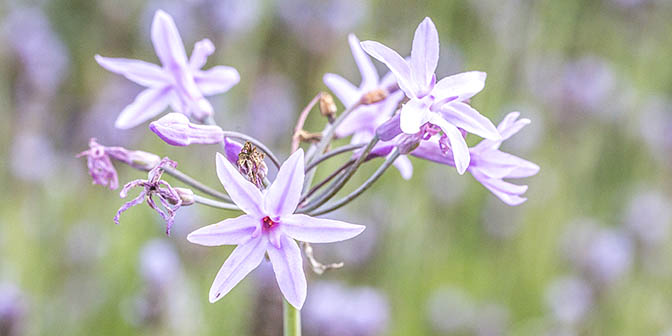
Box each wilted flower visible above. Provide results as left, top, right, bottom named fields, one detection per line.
left=114, top=158, right=184, bottom=235
left=361, top=17, right=500, bottom=173
left=324, top=33, right=411, bottom=179
left=303, top=281, right=389, bottom=336
left=96, top=10, right=240, bottom=129
left=187, top=150, right=365, bottom=308
left=150, top=113, right=225, bottom=146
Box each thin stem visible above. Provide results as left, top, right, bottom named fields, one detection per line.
left=304, top=143, right=366, bottom=173
left=193, top=195, right=240, bottom=210
left=220, top=131, right=281, bottom=169
left=309, top=148, right=400, bottom=216
left=283, top=300, right=301, bottom=336
left=305, top=101, right=361, bottom=164
left=292, top=93, right=322, bottom=153
left=298, top=135, right=379, bottom=213
left=161, top=167, right=232, bottom=203
left=300, top=159, right=354, bottom=204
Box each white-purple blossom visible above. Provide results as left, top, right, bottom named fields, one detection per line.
left=150, top=113, right=225, bottom=146
left=324, top=33, right=411, bottom=179
left=361, top=17, right=500, bottom=174
left=187, top=150, right=365, bottom=308
left=96, top=10, right=240, bottom=129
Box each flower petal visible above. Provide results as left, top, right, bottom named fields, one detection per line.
left=471, top=171, right=528, bottom=206
left=216, top=152, right=264, bottom=215
left=400, top=98, right=431, bottom=134
left=410, top=139, right=455, bottom=165
left=348, top=34, right=379, bottom=91
left=323, top=73, right=360, bottom=108
left=360, top=41, right=416, bottom=98
left=189, top=38, right=215, bottom=70
left=393, top=155, right=413, bottom=180
left=187, top=214, right=258, bottom=246
left=266, top=234, right=307, bottom=309
left=410, top=17, right=439, bottom=92
left=434, top=71, right=486, bottom=101
left=151, top=10, right=188, bottom=68
left=194, top=66, right=240, bottom=96
left=440, top=102, right=500, bottom=140
left=95, top=55, right=170, bottom=88
left=115, top=87, right=171, bottom=129
left=430, top=114, right=470, bottom=174
left=336, top=106, right=378, bottom=138
left=375, top=113, right=402, bottom=141
left=208, top=236, right=268, bottom=303
left=281, top=214, right=365, bottom=243
left=264, top=150, right=304, bottom=217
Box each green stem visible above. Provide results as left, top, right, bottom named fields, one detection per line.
left=283, top=300, right=301, bottom=336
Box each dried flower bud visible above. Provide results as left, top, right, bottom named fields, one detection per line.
left=106, top=147, right=162, bottom=171
left=174, top=187, right=195, bottom=206
left=360, top=88, right=388, bottom=105
left=319, top=92, right=337, bottom=122
left=237, top=142, right=268, bottom=189
left=149, top=113, right=224, bottom=146
left=297, top=130, right=322, bottom=143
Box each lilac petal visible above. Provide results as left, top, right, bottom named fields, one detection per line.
left=323, top=73, right=360, bottom=108
left=215, top=152, right=264, bottom=215
left=224, top=138, right=243, bottom=164
left=208, top=236, right=268, bottom=303
left=434, top=71, right=486, bottom=101
left=348, top=34, right=379, bottom=90
left=472, top=171, right=527, bottom=206
left=473, top=150, right=539, bottom=179
left=115, top=87, right=172, bottom=129
left=410, top=17, right=439, bottom=92
left=189, top=38, right=215, bottom=70
left=498, top=112, right=531, bottom=141
left=266, top=234, right=307, bottom=309
left=336, top=106, right=378, bottom=138
left=194, top=66, right=240, bottom=95
left=94, top=55, right=169, bottom=88
left=282, top=214, right=365, bottom=243
left=360, top=41, right=416, bottom=98
left=149, top=112, right=224, bottom=146
left=113, top=191, right=146, bottom=225
left=151, top=10, right=188, bottom=68
left=410, top=140, right=454, bottom=165
left=187, top=215, right=258, bottom=246
left=400, top=98, right=431, bottom=134
left=376, top=114, right=402, bottom=141
left=264, top=150, right=304, bottom=217
left=440, top=102, right=500, bottom=140
left=393, top=155, right=413, bottom=180
left=430, top=115, right=470, bottom=174
left=507, top=159, right=540, bottom=179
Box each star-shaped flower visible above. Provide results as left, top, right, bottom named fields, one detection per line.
left=361, top=17, right=500, bottom=174
left=96, top=10, right=240, bottom=129
left=188, top=149, right=365, bottom=309
left=323, top=34, right=411, bottom=179
left=412, top=112, right=540, bottom=205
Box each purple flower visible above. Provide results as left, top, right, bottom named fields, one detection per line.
left=149, top=113, right=224, bottom=146
left=324, top=34, right=411, bottom=179
left=114, top=158, right=183, bottom=235
left=77, top=138, right=161, bottom=190
left=545, top=276, right=593, bottom=326
left=361, top=17, right=500, bottom=174
left=412, top=112, right=540, bottom=205
left=625, top=190, right=671, bottom=247
left=187, top=149, right=365, bottom=308
left=0, top=283, right=27, bottom=336
left=96, top=10, right=240, bottom=129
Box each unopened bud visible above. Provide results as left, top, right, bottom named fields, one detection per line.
left=237, top=142, right=268, bottom=189
left=360, top=88, right=387, bottom=105
left=174, top=187, right=194, bottom=206
left=319, top=92, right=337, bottom=122
left=149, top=113, right=224, bottom=146
left=106, top=146, right=161, bottom=171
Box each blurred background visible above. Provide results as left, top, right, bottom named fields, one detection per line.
left=1, top=0, right=672, bottom=335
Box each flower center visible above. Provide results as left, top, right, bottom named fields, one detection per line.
left=262, top=216, right=278, bottom=231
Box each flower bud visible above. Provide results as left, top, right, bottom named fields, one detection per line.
left=174, top=187, right=194, bottom=206
left=360, top=88, right=387, bottom=105
left=319, top=92, right=337, bottom=121
left=105, top=147, right=161, bottom=171
left=149, top=113, right=224, bottom=146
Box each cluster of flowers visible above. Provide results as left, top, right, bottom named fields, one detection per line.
left=79, top=11, right=538, bottom=310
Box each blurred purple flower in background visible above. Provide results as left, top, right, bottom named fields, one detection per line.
left=96, top=10, right=240, bottom=128
left=3, top=7, right=69, bottom=97
left=10, top=132, right=57, bottom=183
left=208, top=0, right=262, bottom=35
left=636, top=96, right=672, bottom=161
left=187, top=150, right=365, bottom=308
left=246, top=73, right=297, bottom=148
left=625, top=189, right=671, bottom=247
left=139, top=239, right=181, bottom=290
left=426, top=287, right=477, bottom=334
left=303, top=281, right=389, bottom=336
left=545, top=276, right=593, bottom=326
left=0, top=283, right=26, bottom=336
